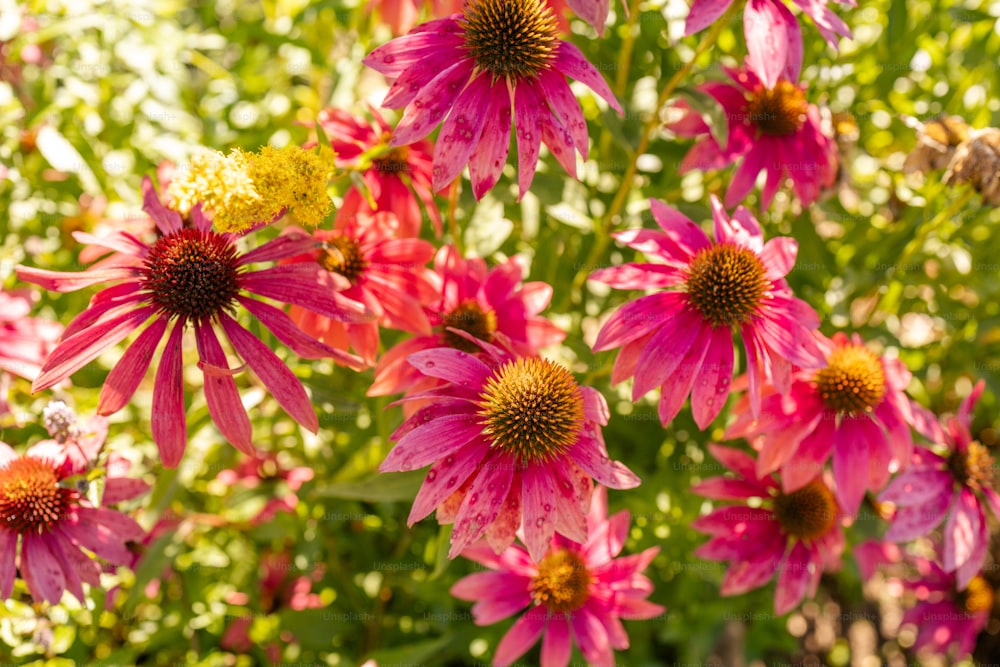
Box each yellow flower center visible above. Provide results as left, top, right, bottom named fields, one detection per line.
left=531, top=549, right=592, bottom=612
left=460, top=0, right=559, bottom=81
left=685, top=243, right=769, bottom=328
left=948, top=441, right=996, bottom=490
left=961, top=575, right=995, bottom=615
left=478, top=357, right=584, bottom=465
left=745, top=80, right=809, bottom=137
left=0, top=457, right=76, bottom=535
left=373, top=134, right=411, bottom=173
left=141, top=228, right=242, bottom=321
left=813, top=345, right=886, bottom=415
left=441, top=299, right=498, bottom=352
left=319, top=236, right=367, bottom=284
left=771, top=479, right=838, bottom=542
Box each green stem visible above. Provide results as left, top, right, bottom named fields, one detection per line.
left=596, top=0, right=645, bottom=160
left=566, top=2, right=741, bottom=307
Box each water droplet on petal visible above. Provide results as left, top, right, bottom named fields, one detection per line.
left=447, top=476, right=458, bottom=488
left=543, top=504, right=552, bottom=512
left=469, top=493, right=480, bottom=505
left=426, top=471, right=437, bottom=481
left=535, top=518, right=545, bottom=527
left=425, top=360, right=435, bottom=368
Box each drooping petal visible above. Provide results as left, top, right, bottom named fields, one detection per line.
left=684, top=0, right=734, bottom=35
left=690, top=326, right=735, bottom=429
left=194, top=322, right=254, bottom=456
left=468, top=82, right=513, bottom=199
left=744, top=0, right=791, bottom=89
left=407, top=438, right=490, bottom=524
left=493, top=608, right=547, bottom=667
left=0, top=529, right=16, bottom=598
left=20, top=535, right=66, bottom=604
left=381, top=414, right=481, bottom=472
left=775, top=541, right=812, bottom=614
left=391, top=60, right=475, bottom=146
left=14, top=265, right=138, bottom=294
left=553, top=41, right=622, bottom=114
left=448, top=458, right=517, bottom=558
left=238, top=296, right=364, bottom=368
left=514, top=81, right=544, bottom=199
left=521, top=465, right=559, bottom=562
left=152, top=322, right=187, bottom=467
left=97, top=316, right=168, bottom=415
left=541, top=616, right=573, bottom=667
left=431, top=72, right=492, bottom=191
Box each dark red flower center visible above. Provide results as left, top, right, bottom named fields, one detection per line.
left=0, top=457, right=76, bottom=534
left=813, top=345, right=886, bottom=415
left=478, top=357, right=583, bottom=465
left=948, top=441, right=995, bottom=490
left=460, top=0, right=559, bottom=80
left=772, top=479, right=838, bottom=542
left=318, top=235, right=367, bottom=283
left=141, top=228, right=242, bottom=321
left=531, top=548, right=591, bottom=612
left=745, top=81, right=808, bottom=137
left=441, top=299, right=497, bottom=352
left=685, top=243, right=768, bottom=327
left=960, top=575, right=995, bottom=615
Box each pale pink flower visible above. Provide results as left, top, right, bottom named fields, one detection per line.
left=0, top=438, right=145, bottom=603
left=451, top=487, right=663, bottom=667
left=282, top=214, right=438, bottom=367
left=668, top=61, right=838, bottom=208
left=369, top=245, right=565, bottom=400
left=0, top=287, right=62, bottom=383
left=692, top=444, right=845, bottom=614
left=879, top=380, right=998, bottom=589
left=380, top=336, right=640, bottom=562
left=16, top=177, right=368, bottom=467
left=363, top=0, right=622, bottom=200
left=684, top=0, right=853, bottom=89
left=725, top=332, right=936, bottom=515
left=318, top=107, right=441, bottom=237
left=589, top=195, right=824, bottom=429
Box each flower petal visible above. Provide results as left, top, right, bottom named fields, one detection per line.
left=431, top=73, right=492, bottom=191
left=152, top=322, right=187, bottom=467
left=691, top=326, right=734, bottom=429
left=468, top=81, right=513, bottom=199
left=553, top=41, right=622, bottom=114
left=744, top=0, right=790, bottom=89
left=194, top=323, right=254, bottom=456
left=448, top=457, right=517, bottom=558
left=392, top=60, right=475, bottom=146
left=381, top=414, right=481, bottom=472
left=407, top=438, right=490, bottom=524
left=97, top=316, right=168, bottom=415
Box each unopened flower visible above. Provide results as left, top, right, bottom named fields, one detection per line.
left=381, top=338, right=640, bottom=561
left=668, top=62, right=838, bottom=208
left=880, top=380, right=999, bottom=589
left=590, top=196, right=824, bottom=429
left=692, top=445, right=845, bottom=614
left=902, top=115, right=970, bottom=174
left=944, top=127, right=1000, bottom=206
left=168, top=145, right=337, bottom=232
left=363, top=0, right=622, bottom=199
left=17, top=177, right=367, bottom=466
left=451, top=487, right=663, bottom=667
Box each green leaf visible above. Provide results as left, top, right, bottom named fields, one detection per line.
left=313, top=470, right=425, bottom=501
left=364, top=634, right=454, bottom=665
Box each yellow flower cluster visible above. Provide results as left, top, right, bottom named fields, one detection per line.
left=168, top=145, right=336, bottom=232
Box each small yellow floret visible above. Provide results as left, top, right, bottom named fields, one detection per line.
left=167, top=145, right=336, bottom=232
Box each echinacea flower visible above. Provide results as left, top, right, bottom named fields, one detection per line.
left=879, top=380, right=999, bottom=589
left=451, top=487, right=663, bottom=667
left=369, top=244, right=565, bottom=400
left=317, top=107, right=442, bottom=237
left=589, top=196, right=824, bottom=430
left=380, top=336, right=640, bottom=561
left=283, top=214, right=438, bottom=366
left=668, top=61, right=838, bottom=208
left=725, top=332, right=934, bottom=515
left=684, top=0, right=853, bottom=89
left=0, top=438, right=145, bottom=603
left=0, top=287, right=62, bottom=383
left=17, top=177, right=368, bottom=467
left=363, top=0, right=622, bottom=199
left=691, top=444, right=845, bottom=614
left=216, top=452, right=315, bottom=525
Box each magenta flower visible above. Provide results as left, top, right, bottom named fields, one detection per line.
left=879, top=380, right=998, bottom=589
left=318, top=107, right=442, bottom=237
left=363, top=0, right=622, bottom=200
left=380, top=337, right=640, bottom=561
left=684, top=0, right=853, bottom=89
left=0, top=438, right=145, bottom=603
left=16, top=177, right=368, bottom=467
left=589, top=196, right=824, bottom=429
left=692, top=444, right=845, bottom=615
left=283, top=214, right=438, bottom=366
left=369, top=244, right=565, bottom=401
left=668, top=62, right=838, bottom=208
left=450, top=487, right=663, bottom=667
left=725, top=332, right=935, bottom=515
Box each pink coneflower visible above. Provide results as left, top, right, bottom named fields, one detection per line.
left=318, top=108, right=441, bottom=237
left=451, top=487, right=663, bottom=667
left=692, top=444, right=845, bottom=614
left=0, top=438, right=145, bottom=603
left=0, top=287, right=63, bottom=383
left=216, top=452, right=315, bottom=525
left=684, top=0, right=852, bottom=90
left=16, top=177, right=368, bottom=467
left=283, top=214, right=438, bottom=367
left=369, top=244, right=565, bottom=400
left=363, top=0, right=622, bottom=200
left=380, top=336, right=640, bottom=561
left=879, top=380, right=998, bottom=589
left=668, top=61, right=838, bottom=208
left=589, top=195, right=824, bottom=430
left=726, top=332, right=933, bottom=515
left=901, top=561, right=994, bottom=659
